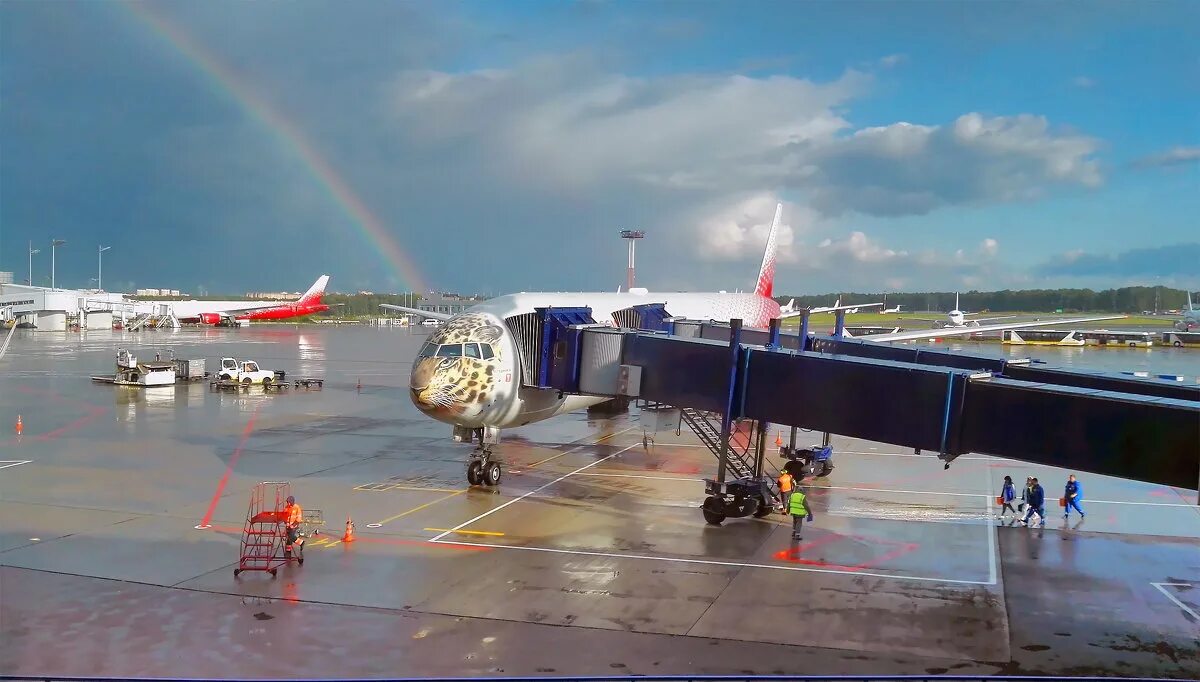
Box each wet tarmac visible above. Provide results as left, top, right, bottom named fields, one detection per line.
left=1, top=326, right=1197, bottom=678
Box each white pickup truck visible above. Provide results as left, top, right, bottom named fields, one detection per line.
left=218, top=357, right=279, bottom=385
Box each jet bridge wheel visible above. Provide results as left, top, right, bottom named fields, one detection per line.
left=701, top=496, right=726, bottom=525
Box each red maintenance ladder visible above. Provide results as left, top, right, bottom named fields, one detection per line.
left=233, top=481, right=291, bottom=578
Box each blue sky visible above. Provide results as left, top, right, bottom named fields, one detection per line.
left=1, top=0, right=1196, bottom=296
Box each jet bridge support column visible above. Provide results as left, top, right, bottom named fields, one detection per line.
left=798, top=310, right=812, bottom=351
left=716, top=318, right=743, bottom=485
left=834, top=309, right=847, bottom=337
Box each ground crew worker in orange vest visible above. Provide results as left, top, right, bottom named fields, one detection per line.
left=284, top=495, right=303, bottom=552
left=777, top=470, right=795, bottom=513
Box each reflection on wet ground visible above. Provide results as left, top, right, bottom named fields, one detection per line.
left=0, top=326, right=1197, bottom=678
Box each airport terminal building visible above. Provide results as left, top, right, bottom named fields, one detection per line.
left=0, top=282, right=136, bottom=330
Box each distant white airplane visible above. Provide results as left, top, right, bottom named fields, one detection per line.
left=380, top=203, right=1122, bottom=488
left=1170, top=294, right=1199, bottom=331
left=899, top=292, right=1014, bottom=329
left=881, top=294, right=902, bottom=314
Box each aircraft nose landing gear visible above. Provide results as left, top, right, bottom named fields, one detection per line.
left=467, top=447, right=502, bottom=487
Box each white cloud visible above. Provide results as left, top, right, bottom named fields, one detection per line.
left=384, top=63, right=1103, bottom=221
left=1134, top=145, right=1200, bottom=168
left=879, top=53, right=907, bottom=68
left=805, top=113, right=1102, bottom=216
left=1072, top=76, right=1097, bottom=89
left=692, top=193, right=807, bottom=263
left=980, top=238, right=999, bottom=258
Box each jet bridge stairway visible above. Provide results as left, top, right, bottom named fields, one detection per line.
left=679, top=407, right=784, bottom=525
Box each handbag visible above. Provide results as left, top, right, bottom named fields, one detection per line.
left=996, top=496, right=1004, bottom=506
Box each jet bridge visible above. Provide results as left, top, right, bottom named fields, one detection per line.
left=535, top=310, right=1200, bottom=499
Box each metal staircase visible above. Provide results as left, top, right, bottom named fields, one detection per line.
left=679, top=407, right=778, bottom=481
left=127, top=313, right=152, bottom=331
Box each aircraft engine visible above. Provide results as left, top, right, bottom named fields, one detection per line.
left=198, top=313, right=221, bottom=325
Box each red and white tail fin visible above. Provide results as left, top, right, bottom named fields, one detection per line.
left=298, top=275, right=330, bottom=305
left=754, top=202, right=783, bottom=298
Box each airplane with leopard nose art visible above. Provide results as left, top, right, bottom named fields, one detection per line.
left=382, top=204, right=1122, bottom=488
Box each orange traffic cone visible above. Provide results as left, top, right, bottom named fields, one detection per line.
left=342, top=516, right=355, bottom=543
left=14, top=415, right=22, bottom=436
left=774, top=432, right=782, bottom=447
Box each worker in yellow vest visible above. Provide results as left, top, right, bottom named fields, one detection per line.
left=777, top=470, right=795, bottom=513
left=788, top=484, right=814, bottom=540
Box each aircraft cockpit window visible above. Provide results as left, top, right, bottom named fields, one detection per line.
left=436, top=344, right=464, bottom=357
left=480, top=344, right=495, bottom=360
left=464, top=343, right=481, bottom=358
left=418, top=342, right=438, bottom=358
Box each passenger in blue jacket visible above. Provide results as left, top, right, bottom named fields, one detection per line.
left=1020, top=478, right=1045, bottom=527
left=997, top=475, right=1017, bottom=520
left=1063, top=474, right=1086, bottom=519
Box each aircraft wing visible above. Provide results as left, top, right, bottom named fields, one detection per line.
left=863, top=314, right=1126, bottom=344
left=895, top=316, right=944, bottom=324
left=967, top=315, right=1017, bottom=324
left=779, top=302, right=883, bottom=319
left=379, top=304, right=454, bottom=321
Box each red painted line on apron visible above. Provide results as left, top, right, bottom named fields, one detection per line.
left=199, top=406, right=262, bottom=528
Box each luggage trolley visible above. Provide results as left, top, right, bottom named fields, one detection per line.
left=234, top=481, right=307, bottom=577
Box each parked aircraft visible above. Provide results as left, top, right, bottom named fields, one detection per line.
left=382, top=205, right=1120, bottom=487
left=898, top=293, right=1014, bottom=329
left=165, top=275, right=331, bottom=326
left=1176, top=294, right=1199, bottom=331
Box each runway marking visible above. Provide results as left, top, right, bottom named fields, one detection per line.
left=354, top=483, right=461, bottom=494
left=373, top=489, right=465, bottom=526
left=528, top=426, right=637, bottom=468
left=198, top=404, right=262, bottom=529
left=429, top=443, right=638, bottom=543
left=424, top=527, right=505, bottom=537
left=984, top=469, right=998, bottom=586
left=1152, top=583, right=1199, bottom=622
left=576, top=473, right=1196, bottom=510
left=0, top=460, right=31, bottom=470
left=430, top=539, right=994, bottom=586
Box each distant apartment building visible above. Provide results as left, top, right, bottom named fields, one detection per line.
left=0, top=271, right=13, bottom=285
left=135, top=288, right=181, bottom=297
left=246, top=291, right=301, bottom=300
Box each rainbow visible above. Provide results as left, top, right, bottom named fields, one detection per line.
left=121, top=3, right=427, bottom=293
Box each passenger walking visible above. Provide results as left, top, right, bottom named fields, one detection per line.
left=1020, top=478, right=1045, bottom=527
left=1019, top=476, right=1033, bottom=514
left=997, top=475, right=1017, bottom=519
left=777, top=469, right=794, bottom=513
left=1063, top=474, right=1086, bottom=519
left=788, top=478, right=813, bottom=540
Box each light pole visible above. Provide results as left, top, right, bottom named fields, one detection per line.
left=50, top=239, right=66, bottom=290
left=28, top=241, right=40, bottom=286
left=98, top=245, right=111, bottom=291
left=620, top=230, right=644, bottom=290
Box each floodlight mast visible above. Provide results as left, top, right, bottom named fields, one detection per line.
left=620, top=230, right=644, bottom=290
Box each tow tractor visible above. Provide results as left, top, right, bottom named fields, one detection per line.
left=780, top=436, right=835, bottom=479
left=218, top=357, right=284, bottom=385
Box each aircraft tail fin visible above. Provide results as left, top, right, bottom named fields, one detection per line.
left=753, top=202, right=783, bottom=299
left=298, top=275, right=330, bottom=305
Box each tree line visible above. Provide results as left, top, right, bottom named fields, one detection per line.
left=774, top=287, right=1197, bottom=314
